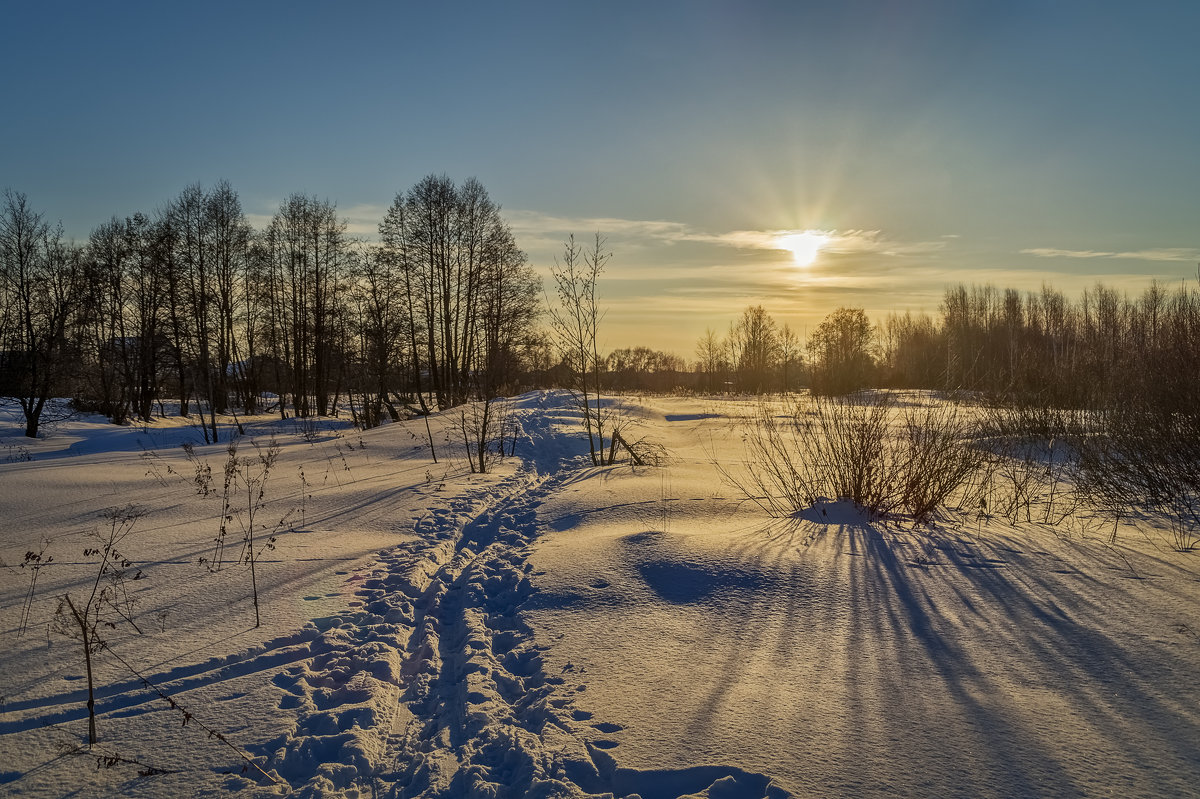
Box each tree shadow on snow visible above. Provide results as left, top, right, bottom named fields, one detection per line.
left=658, top=514, right=1200, bottom=797
left=838, top=523, right=1200, bottom=796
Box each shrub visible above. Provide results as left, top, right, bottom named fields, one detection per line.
left=976, top=399, right=1082, bottom=526
left=897, top=400, right=988, bottom=522
left=727, top=392, right=984, bottom=522
left=1075, top=404, right=1200, bottom=551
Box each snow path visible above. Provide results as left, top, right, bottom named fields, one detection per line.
left=260, top=395, right=791, bottom=798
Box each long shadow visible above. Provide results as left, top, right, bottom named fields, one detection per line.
left=647, top=510, right=1200, bottom=797
left=931, top=532, right=1200, bottom=771
left=0, top=630, right=326, bottom=734
left=848, top=524, right=1081, bottom=797
left=844, top=522, right=1200, bottom=796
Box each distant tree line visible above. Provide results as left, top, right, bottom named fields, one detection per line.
left=881, top=281, right=1200, bottom=411
left=693, top=306, right=803, bottom=394
left=688, top=281, right=1200, bottom=409
left=0, top=178, right=541, bottom=439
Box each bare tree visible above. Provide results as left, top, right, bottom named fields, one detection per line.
left=695, top=328, right=726, bottom=393
left=171, top=184, right=221, bottom=440
left=81, top=217, right=135, bottom=422
left=206, top=180, right=251, bottom=417
left=125, top=213, right=166, bottom=421
left=262, top=194, right=351, bottom=418
left=807, top=306, right=876, bottom=395
left=156, top=210, right=193, bottom=417
left=549, top=233, right=617, bottom=465
left=779, top=323, right=801, bottom=393
left=0, top=191, right=80, bottom=437
left=378, top=193, right=430, bottom=414
left=729, top=305, right=780, bottom=393
left=351, top=242, right=406, bottom=428
left=381, top=174, right=539, bottom=423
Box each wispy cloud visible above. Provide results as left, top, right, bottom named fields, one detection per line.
left=1022, top=246, right=1200, bottom=262
left=694, top=228, right=907, bottom=254
left=505, top=210, right=943, bottom=258
left=504, top=210, right=692, bottom=240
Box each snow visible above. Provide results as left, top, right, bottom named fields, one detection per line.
left=1, top=392, right=1199, bottom=797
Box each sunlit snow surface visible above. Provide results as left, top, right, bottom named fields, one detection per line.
left=1, top=393, right=1198, bottom=797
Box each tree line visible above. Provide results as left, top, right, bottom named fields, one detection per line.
left=880, top=281, right=1200, bottom=410
left=686, top=281, right=1200, bottom=411
left=0, top=178, right=541, bottom=439
left=4, top=177, right=1198, bottom=440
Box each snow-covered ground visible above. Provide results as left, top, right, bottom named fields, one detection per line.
left=1, top=393, right=1198, bottom=798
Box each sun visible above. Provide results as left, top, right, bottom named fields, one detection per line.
left=776, top=231, right=829, bottom=266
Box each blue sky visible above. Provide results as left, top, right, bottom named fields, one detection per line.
left=3, top=1, right=1198, bottom=353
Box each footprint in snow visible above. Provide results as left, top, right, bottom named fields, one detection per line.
left=592, top=722, right=623, bottom=733
left=590, top=579, right=611, bottom=589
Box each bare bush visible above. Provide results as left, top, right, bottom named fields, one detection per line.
left=234, top=438, right=284, bottom=627
left=897, top=400, right=988, bottom=522
left=976, top=400, right=1083, bottom=526
left=811, top=393, right=898, bottom=514
left=720, top=400, right=823, bottom=516
left=17, top=538, right=52, bottom=636
left=615, top=429, right=669, bottom=467
left=456, top=396, right=511, bottom=474
left=726, top=392, right=984, bottom=521
left=179, top=441, right=213, bottom=496
left=1075, top=405, right=1200, bottom=551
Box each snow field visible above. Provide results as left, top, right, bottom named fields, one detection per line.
left=527, top=395, right=1200, bottom=798
left=0, top=402, right=507, bottom=796
left=2, top=392, right=1199, bottom=798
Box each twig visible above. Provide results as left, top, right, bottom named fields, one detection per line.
left=102, top=647, right=285, bottom=787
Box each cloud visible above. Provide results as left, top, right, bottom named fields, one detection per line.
left=1113, top=248, right=1200, bottom=262
left=505, top=210, right=943, bottom=258
left=1020, top=248, right=1115, bottom=259
left=694, top=228, right=892, bottom=253
left=503, top=210, right=692, bottom=240
left=1021, top=246, right=1200, bottom=262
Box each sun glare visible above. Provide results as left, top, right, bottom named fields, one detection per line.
left=777, top=231, right=829, bottom=266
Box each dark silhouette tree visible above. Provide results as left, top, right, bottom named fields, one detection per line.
left=0, top=190, right=80, bottom=437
